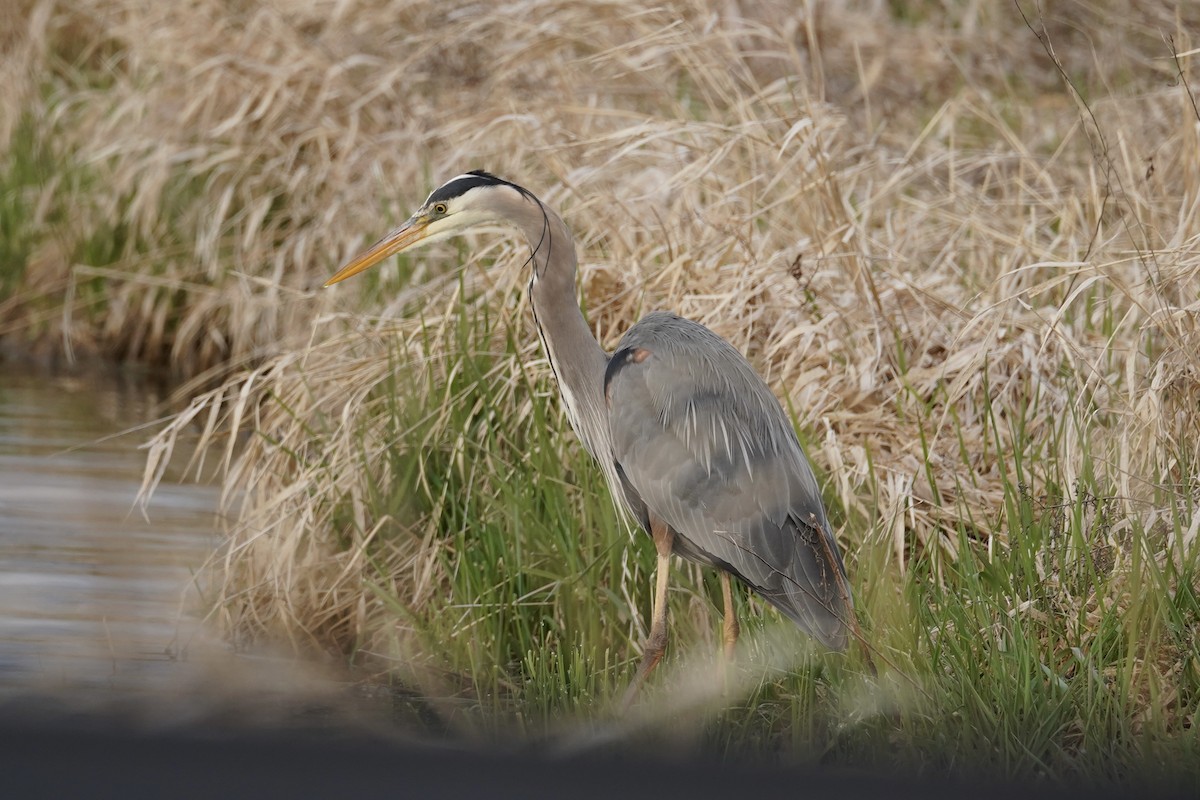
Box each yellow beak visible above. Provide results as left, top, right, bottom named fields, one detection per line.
left=323, top=217, right=429, bottom=287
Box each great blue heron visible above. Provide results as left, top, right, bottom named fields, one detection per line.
left=325, top=170, right=856, bottom=701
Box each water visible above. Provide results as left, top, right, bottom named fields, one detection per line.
left=0, top=365, right=220, bottom=699
left=0, top=364, right=408, bottom=734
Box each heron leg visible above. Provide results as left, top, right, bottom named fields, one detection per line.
left=621, top=516, right=673, bottom=709
left=719, top=570, right=739, bottom=660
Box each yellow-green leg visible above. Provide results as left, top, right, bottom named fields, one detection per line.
left=621, top=516, right=673, bottom=709
left=720, top=570, right=739, bottom=660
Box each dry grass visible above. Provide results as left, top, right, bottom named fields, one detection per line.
left=5, top=0, right=1200, bottom=780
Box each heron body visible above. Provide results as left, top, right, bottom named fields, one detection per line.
left=605, top=312, right=850, bottom=649
left=325, top=170, right=855, bottom=696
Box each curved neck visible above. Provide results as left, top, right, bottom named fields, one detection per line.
left=512, top=199, right=611, bottom=464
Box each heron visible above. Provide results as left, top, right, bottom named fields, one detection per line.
left=325, top=170, right=856, bottom=702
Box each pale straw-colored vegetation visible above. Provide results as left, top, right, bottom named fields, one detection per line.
left=4, top=0, right=1199, bottom=784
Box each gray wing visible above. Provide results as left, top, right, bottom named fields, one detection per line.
left=604, top=311, right=852, bottom=650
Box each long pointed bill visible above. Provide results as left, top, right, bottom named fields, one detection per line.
left=323, top=216, right=429, bottom=286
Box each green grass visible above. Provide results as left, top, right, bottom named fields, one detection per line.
left=0, top=102, right=218, bottom=364
left=0, top=117, right=39, bottom=293
left=330, top=298, right=642, bottom=717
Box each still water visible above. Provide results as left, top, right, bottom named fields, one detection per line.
left=0, top=365, right=219, bottom=700
left=0, top=364, right=399, bottom=733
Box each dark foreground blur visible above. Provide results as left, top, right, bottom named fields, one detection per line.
left=2, top=707, right=1189, bottom=800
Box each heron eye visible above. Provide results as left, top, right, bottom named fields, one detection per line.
left=432, top=202, right=448, bottom=215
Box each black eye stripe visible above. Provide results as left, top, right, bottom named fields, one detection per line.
left=424, top=170, right=535, bottom=205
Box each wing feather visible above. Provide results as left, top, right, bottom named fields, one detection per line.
left=605, top=311, right=852, bottom=649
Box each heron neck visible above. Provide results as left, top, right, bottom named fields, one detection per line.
left=522, top=206, right=611, bottom=464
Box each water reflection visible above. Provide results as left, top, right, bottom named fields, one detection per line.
left=0, top=365, right=219, bottom=697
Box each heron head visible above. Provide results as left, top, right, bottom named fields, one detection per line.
left=324, top=170, right=534, bottom=286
